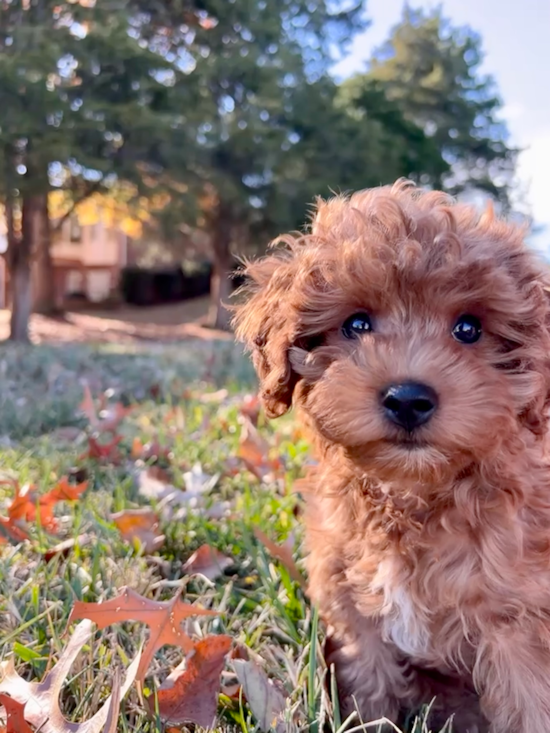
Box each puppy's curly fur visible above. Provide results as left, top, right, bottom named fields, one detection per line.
left=233, top=180, right=550, bottom=733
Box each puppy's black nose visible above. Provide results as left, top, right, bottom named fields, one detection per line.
left=380, top=382, right=438, bottom=432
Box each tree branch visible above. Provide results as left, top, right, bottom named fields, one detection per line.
left=52, top=178, right=104, bottom=232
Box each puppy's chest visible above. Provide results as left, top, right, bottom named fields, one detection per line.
left=370, top=556, right=437, bottom=660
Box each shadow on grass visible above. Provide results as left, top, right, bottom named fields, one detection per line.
left=0, top=339, right=256, bottom=441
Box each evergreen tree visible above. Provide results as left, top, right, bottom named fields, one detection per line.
left=364, top=5, right=516, bottom=202
left=0, top=0, right=178, bottom=339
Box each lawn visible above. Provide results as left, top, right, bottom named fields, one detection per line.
left=0, top=339, right=433, bottom=733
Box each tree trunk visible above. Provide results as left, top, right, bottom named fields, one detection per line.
left=32, top=193, right=56, bottom=314
left=9, top=194, right=41, bottom=342
left=209, top=204, right=234, bottom=331
left=9, top=258, right=33, bottom=342
left=210, top=256, right=233, bottom=330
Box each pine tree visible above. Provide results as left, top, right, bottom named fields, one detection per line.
left=363, top=6, right=516, bottom=202
left=0, top=0, right=178, bottom=339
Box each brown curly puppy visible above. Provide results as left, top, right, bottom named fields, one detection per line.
left=233, top=180, right=550, bottom=733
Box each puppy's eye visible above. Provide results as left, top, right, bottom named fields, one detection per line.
left=342, top=313, right=373, bottom=339
left=452, top=314, right=482, bottom=344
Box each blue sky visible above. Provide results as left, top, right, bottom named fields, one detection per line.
left=333, top=0, right=550, bottom=256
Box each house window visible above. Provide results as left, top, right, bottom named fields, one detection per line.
left=69, top=216, right=82, bottom=243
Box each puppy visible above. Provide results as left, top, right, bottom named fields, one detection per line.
left=233, top=180, right=550, bottom=733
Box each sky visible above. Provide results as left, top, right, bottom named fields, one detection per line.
left=333, top=0, right=550, bottom=255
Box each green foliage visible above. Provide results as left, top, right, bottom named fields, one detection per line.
left=0, top=1, right=184, bottom=200
left=363, top=5, right=517, bottom=203
left=0, top=1, right=519, bottom=329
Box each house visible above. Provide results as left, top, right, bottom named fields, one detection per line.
left=0, top=214, right=131, bottom=310
left=45, top=214, right=130, bottom=308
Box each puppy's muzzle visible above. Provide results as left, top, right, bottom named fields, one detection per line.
left=380, top=382, right=439, bottom=432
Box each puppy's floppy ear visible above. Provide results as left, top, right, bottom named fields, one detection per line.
left=233, top=254, right=299, bottom=418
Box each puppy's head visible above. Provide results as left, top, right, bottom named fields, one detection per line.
left=234, top=180, right=550, bottom=482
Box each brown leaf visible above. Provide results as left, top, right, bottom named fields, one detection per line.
left=79, top=384, right=97, bottom=425
left=111, top=508, right=165, bottom=553
left=132, top=439, right=172, bottom=462
left=67, top=587, right=218, bottom=683
left=3, top=477, right=88, bottom=536
left=239, top=394, right=261, bottom=426
left=238, top=417, right=284, bottom=482
left=79, top=386, right=132, bottom=434
left=232, top=659, right=287, bottom=733
left=80, top=436, right=123, bottom=463
left=0, top=620, right=140, bottom=733
left=0, top=693, right=34, bottom=733
left=5, top=481, right=34, bottom=523
left=32, top=478, right=88, bottom=532
left=137, top=468, right=181, bottom=502
left=150, top=635, right=232, bottom=728
left=182, top=545, right=233, bottom=581
left=99, top=668, right=122, bottom=733
left=44, top=477, right=88, bottom=504
left=253, top=529, right=306, bottom=588
left=0, top=516, right=29, bottom=545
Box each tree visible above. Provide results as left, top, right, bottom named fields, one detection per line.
left=0, top=0, right=179, bottom=340
left=260, top=74, right=449, bottom=240
left=363, top=5, right=516, bottom=204
left=124, top=0, right=366, bottom=329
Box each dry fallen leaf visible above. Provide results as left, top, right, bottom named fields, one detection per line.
left=137, top=468, right=182, bottom=503
left=111, top=508, right=165, bottom=553
left=0, top=515, right=29, bottom=545
left=0, top=693, right=34, bottom=733
left=0, top=620, right=140, bottom=733
left=238, top=417, right=284, bottom=482
left=253, top=529, right=306, bottom=588
left=79, top=385, right=132, bottom=434
left=239, top=394, right=261, bottom=425
left=232, top=659, right=287, bottom=733
left=79, top=384, right=97, bottom=425
left=183, top=463, right=219, bottom=495
left=68, top=587, right=218, bottom=683
left=80, top=436, right=123, bottom=463
left=2, top=477, right=88, bottom=536
left=132, top=438, right=171, bottom=462
left=138, top=464, right=227, bottom=522
left=182, top=545, right=233, bottom=581
left=150, top=635, right=232, bottom=728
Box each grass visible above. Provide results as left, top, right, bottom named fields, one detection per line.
left=0, top=339, right=437, bottom=732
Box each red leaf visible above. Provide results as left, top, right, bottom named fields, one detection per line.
left=150, top=635, right=232, bottom=727
left=111, top=508, right=165, bottom=553
left=0, top=693, right=34, bottom=733
left=68, top=587, right=218, bottom=683
left=80, top=435, right=123, bottom=463
left=237, top=417, right=284, bottom=482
